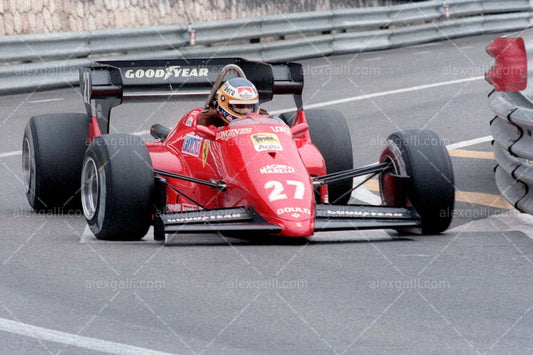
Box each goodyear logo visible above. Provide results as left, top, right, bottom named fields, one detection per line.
left=182, top=134, right=202, bottom=156
left=326, top=210, right=406, bottom=218
left=251, top=133, right=283, bottom=152
left=124, top=66, right=209, bottom=80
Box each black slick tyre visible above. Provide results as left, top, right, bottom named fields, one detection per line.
left=22, top=113, right=89, bottom=211
left=81, top=134, right=154, bottom=241
left=379, top=130, right=454, bottom=234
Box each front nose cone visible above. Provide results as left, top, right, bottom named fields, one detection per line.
left=278, top=219, right=314, bottom=237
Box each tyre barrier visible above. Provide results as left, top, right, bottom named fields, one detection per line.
left=488, top=90, right=533, bottom=212
left=487, top=30, right=533, bottom=213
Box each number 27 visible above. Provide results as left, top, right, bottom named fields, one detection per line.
left=264, top=180, right=304, bottom=202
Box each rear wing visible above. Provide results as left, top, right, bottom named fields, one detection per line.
left=80, top=58, right=303, bottom=134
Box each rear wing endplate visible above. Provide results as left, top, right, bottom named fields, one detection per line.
left=80, top=58, right=303, bottom=134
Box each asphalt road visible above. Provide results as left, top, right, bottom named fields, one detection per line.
left=0, top=33, right=532, bottom=354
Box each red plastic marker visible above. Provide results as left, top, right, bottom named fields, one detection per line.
left=486, top=37, right=528, bottom=92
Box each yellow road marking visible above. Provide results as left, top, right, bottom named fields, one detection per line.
left=449, top=149, right=495, bottom=160
left=363, top=180, right=513, bottom=210
left=364, top=179, right=380, bottom=191
left=455, top=191, right=514, bottom=210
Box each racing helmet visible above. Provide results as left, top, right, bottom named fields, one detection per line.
left=217, top=77, right=259, bottom=124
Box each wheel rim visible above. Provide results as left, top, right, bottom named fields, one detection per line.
left=22, top=137, right=33, bottom=193
left=81, top=157, right=99, bottom=220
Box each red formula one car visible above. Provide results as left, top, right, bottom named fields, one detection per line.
left=22, top=58, right=455, bottom=242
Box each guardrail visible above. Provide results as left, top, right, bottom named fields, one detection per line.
left=486, top=32, right=533, bottom=212
left=0, top=0, right=531, bottom=95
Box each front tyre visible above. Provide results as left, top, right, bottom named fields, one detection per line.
left=379, top=130, right=454, bottom=234
left=81, top=134, right=154, bottom=241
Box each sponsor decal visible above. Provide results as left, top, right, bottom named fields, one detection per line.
left=260, top=164, right=295, bottom=174
left=216, top=127, right=252, bottom=141
left=185, top=116, right=194, bottom=127
left=220, top=108, right=232, bottom=122
left=264, top=180, right=304, bottom=202
left=251, top=133, right=283, bottom=152
left=276, top=207, right=311, bottom=216
left=167, top=204, right=179, bottom=211
left=325, top=210, right=406, bottom=218
left=124, top=66, right=209, bottom=80
left=201, top=140, right=210, bottom=168
left=166, top=212, right=247, bottom=223
left=270, top=126, right=291, bottom=134
left=182, top=134, right=202, bottom=156
left=167, top=203, right=198, bottom=212
left=222, top=81, right=236, bottom=96
left=237, top=86, right=255, bottom=99
left=181, top=203, right=199, bottom=212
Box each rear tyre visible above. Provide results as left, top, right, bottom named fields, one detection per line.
left=280, top=109, right=353, bottom=205
left=22, top=113, right=89, bottom=211
left=81, top=134, right=154, bottom=241
left=379, top=130, right=454, bottom=234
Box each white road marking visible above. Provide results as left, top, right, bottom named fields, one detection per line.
left=132, top=130, right=150, bottom=136
left=0, top=317, right=176, bottom=355
left=351, top=175, right=382, bottom=205
left=269, top=76, right=485, bottom=115
left=446, top=136, right=492, bottom=150
left=28, top=98, right=64, bottom=104
left=0, top=75, right=487, bottom=161
left=0, top=150, right=22, bottom=158
left=0, top=135, right=493, bottom=161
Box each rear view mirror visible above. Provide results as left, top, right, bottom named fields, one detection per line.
left=196, top=124, right=217, bottom=140
left=291, top=123, right=309, bottom=137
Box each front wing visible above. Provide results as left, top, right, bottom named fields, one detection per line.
left=153, top=205, right=421, bottom=242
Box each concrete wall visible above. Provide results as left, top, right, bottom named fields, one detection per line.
left=0, top=0, right=415, bottom=36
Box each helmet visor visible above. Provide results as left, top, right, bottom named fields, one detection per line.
left=229, top=103, right=259, bottom=115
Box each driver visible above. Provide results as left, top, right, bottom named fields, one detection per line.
left=198, top=77, right=260, bottom=127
